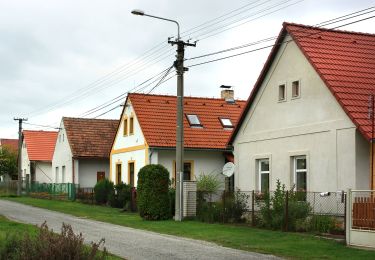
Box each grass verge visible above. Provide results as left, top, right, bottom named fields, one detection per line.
left=0, top=214, right=122, bottom=260
left=2, top=196, right=375, bottom=259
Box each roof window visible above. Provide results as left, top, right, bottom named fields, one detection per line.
left=186, top=114, right=202, bottom=127
left=220, top=118, right=233, bottom=128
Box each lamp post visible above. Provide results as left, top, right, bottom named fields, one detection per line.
left=132, top=9, right=196, bottom=221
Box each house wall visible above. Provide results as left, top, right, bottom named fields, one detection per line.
left=110, top=98, right=148, bottom=184
left=52, top=121, right=73, bottom=183
left=233, top=34, right=363, bottom=192
left=78, top=158, right=109, bottom=188
left=156, top=149, right=226, bottom=187
left=34, top=162, right=53, bottom=183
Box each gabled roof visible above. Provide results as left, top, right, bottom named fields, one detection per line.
left=0, top=138, right=18, bottom=152
left=230, top=22, right=375, bottom=144
left=127, top=93, right=246, bottom=150
left=23, top=130, right=58, bottom=161
left=63, top=117, right=118, bottom=159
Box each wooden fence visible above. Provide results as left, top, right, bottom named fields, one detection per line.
left=352, top=196, right=375, bottom=230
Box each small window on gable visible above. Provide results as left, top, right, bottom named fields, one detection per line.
left=124, top=118, right=128, bottom=135
left=278, top=84, right=286, bottom=101
left=292, top=80, right=300, bottom=98
left=220, top=118, right=233, bottom=128
left=186, top=114, right=202, bottom=127
left=129, top=116, right=134, bottom=135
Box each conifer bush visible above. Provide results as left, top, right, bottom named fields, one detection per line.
left=137, top=164, right=171, bottom=220
left=94, top=179, right=114, bottom=204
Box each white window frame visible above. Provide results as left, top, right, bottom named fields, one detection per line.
left=258, top=159, right=270, bottom=192
left=293, top=156, right=307, bottom=191
left=291, top=80, right=301, bottom=99
left=219, top=117, right=233, bottom=128
left=186, top=114, right=202, bottom=127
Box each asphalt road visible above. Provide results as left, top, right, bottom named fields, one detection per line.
left=0, top=200, right=279, bottom=260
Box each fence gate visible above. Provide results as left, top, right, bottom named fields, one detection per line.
left=346, top=189, right=375, bottom=248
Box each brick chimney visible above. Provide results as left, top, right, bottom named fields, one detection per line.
left=220, top=85, right=235, bottom=103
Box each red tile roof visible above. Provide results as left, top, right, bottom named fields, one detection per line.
left=0, top=139, right=18, bottom=152
left=23, top=130, right=58, bottom=161
left=128, top=93, right=246, bottom=149
left=230, top=22, right=375, bottom=143
left=63, top=117, right=118, bottom=158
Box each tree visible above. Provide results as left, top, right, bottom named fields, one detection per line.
left=0, top=146, right=17, bottom=179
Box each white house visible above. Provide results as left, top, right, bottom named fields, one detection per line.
left=21, top=130, right=58, bottom=183
left=52, top=117, right=118, bottom=188
left=110, top=92, right=245, bottom=189
left=229, top=22, right=375, bottom=193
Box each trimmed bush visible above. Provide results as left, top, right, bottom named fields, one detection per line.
left=94, top=179, right=114, bottom=204
left=137, top=164, right=171, bottom=220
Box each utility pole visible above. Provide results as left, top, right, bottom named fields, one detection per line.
left=131, top=9, right=196, bottom=221
left=168, top=39, right=196, bottom=221
left=368, top=95, right=374, bottom=190
left=14, top=117, right=27, bottom=196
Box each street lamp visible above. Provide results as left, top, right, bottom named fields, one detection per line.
left=131, top=9, right=195, bottom=221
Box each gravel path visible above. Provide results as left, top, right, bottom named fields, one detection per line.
left=0, top=200, right=279, bottom=260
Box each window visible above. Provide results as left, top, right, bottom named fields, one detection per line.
left=294, top=156, right=307, bottom=191
left=116, top=164, right=122, bottom=185
left=220, top=118, right=233, bottom=128
left=55, top=167, right=59, bottom=183
left=128, top=162, right=135, bottom=187
left=292, top=80, right=300, bottom=98
left=129, top=116, right=134, bottom=135
left=186, top=114, right=202, bottom=127
left=278, top=84, right=286, bottom=101
left=123, top=118, right=128, bottom=136
left=258, top=159, right=270, bottom=193
left=173, top=161, right=193, bottom=186
left=62, top=166, right=65, bottom=183
left=97, top=171, right=105, bottom=182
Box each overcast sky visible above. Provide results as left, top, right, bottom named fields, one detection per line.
left=1, top=0, right=374, bottom=138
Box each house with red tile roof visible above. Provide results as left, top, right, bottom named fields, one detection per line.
left=110, top=92, right=245, bottom=189
left=52, top=117, right=118, bottom=187
left=0, top=138, right=18, bottom=153
left=229, top=22, right=375, bottom=193
left=21, top=130, right=58, bottom=183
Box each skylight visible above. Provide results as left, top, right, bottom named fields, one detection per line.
left=220, top=118, right=233, bottom=128
left=186, top=114, right=202, bottom=127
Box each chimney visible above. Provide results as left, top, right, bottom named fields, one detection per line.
left=220, top=85, right=235, bottom=103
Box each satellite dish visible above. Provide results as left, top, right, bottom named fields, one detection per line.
left=222, top=162, right=235, bottom=177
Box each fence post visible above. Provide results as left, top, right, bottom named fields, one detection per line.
left=284, top=190, right=289, bottom=232
left=222, top=190, right=225, bottom=223
left=252, top=190, right=255, bottom=227
left=343, top=192, right=347, bottom=234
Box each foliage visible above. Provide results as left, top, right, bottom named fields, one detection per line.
left=169, top=187, right=176, bottom=217
left=307, top=215, right=337, bottom=233
left=0, top=222, right=107, bottom=260
left=257, top=179, right=311, bottom=231
left=196, top=201, right=221, bottom=223
left=0, top=146, right=17, bottom=178
left=137, top=164, right=171, bottom=220
left=222, top=191, right=249, bottom=223
left=94, top=179, right=114, bottom=204
left=196, top=172, right=222, bottom=194
left=108, top=183, right=132, bottom=209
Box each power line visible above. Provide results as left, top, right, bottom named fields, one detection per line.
left=23, top=122, right=60, bottom=130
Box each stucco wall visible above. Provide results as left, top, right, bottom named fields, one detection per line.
left=110, top=149, right=145, bottom=185
left=34, top=162, right=53, bottom=183
left=78, top=159, right=109, bottom=188
left=233, top=34, right=365, bottom=192
left=52, top=121, right=73, bottom=183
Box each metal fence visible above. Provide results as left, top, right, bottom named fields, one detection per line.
left=76, top=187, right=95, bottom=204
left=28, top=182, right=77, bottom=200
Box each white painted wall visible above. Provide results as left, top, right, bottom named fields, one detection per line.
left=233, top=34, right=367, bottom=192
left=111, top=149, right=145, bottom=185
left=78, top=159, right=109, bottom=188
left=52, top=120, right=73, bottom=183
left=34, top=162, right=53, bottom=183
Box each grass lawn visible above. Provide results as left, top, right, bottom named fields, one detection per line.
left=0, top=214, right=122, bottom=260
left=3, top=196, right=375, bottom=259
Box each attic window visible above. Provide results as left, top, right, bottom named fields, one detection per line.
left=292, top=80, right=300, bottom=98
left=186, top=114, right=202, bottom=127
left=278, top=84, right=286, bottom=101
left=220, top=118, right=233, bottom=128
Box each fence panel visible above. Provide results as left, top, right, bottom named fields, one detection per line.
left=352, top=191, right=375, bottom=230
left=28, top=182, right=76, bottom=200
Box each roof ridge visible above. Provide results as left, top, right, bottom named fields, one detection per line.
left=63, top=116, right=118, bottom=122
left=129, top=92, right=246, bottom=102
left=23, top=130, right=58, bottom=133
left=283, top=22, right=375, bottom=37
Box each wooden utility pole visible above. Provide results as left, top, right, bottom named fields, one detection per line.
left=14, top=117, right=27, bottom=196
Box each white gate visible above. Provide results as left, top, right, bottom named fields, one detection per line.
left=346, top=189, right=375, bottom=248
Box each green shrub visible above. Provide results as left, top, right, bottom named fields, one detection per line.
left=169, top=187, right=176, bottom=217
left=308, top=215, right=336, bottom=233
left=108, top=183, right=132, bottom=209
left=137, top=164, right=171, bottom=220
left=94, top=179, right=114, bottom=204
left=196, top=201, right=222, bottom=223
left=258, top=179, right=311, bottom=231
left=0, top=222, right=107, bottom=260
left=222, top=191, right=249, bottom=223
